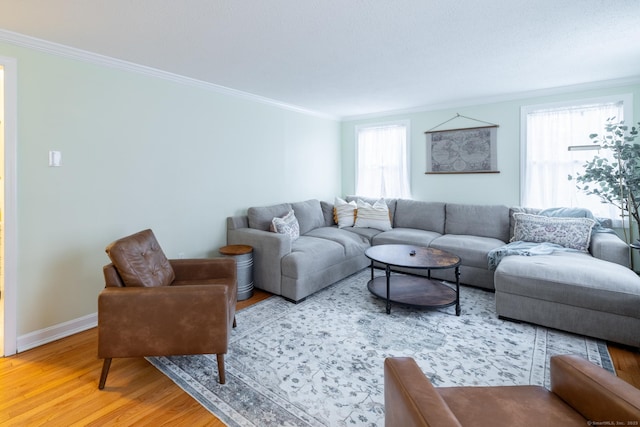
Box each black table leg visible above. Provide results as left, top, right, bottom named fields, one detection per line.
left=455, top=266, right=461, bottom=316
left=385, top=264, right=391, bottom=314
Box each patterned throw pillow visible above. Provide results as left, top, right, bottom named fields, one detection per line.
left=270, top=209, right=300, bottom=240
left=354, top=198, right=392, bottom=231
left=511, top=213, right=596, bottom=252
left=333, top=197, right=358, bottom=228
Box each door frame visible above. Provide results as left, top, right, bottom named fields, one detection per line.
left=1, top=55, right=17, bottom=356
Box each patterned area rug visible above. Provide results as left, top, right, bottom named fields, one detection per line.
left=148, top=269, right=614, bottom=427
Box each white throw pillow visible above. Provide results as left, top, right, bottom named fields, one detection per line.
left=270, top=209, right=300, bottom=240
left=354, top=198, right=392, bottom=231
left=334, top=197, right=358, bottom=228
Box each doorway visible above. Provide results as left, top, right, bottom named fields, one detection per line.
left=0, top=56, right=17, bottom=356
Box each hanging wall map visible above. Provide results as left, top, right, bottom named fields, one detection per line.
left=425, top=125, right=499, bottom=174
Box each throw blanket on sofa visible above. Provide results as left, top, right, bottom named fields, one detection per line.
left=487, top=241, right=578, bottom=271
left=488, top=207, right=617, bottom=270
left=538, top=207, right=612, bottom=232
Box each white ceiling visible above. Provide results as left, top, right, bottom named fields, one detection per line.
left=1, top=0, right=640, bottom=119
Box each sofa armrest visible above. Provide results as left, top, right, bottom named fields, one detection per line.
left=98, top=284, right=233, bottom=358
left=590, top=232, right=630, bottom=267
left=550, top=355, right=640, bottom=423
left=227, top=227, right=292, bottom=295
left=227, top=215, right=249, bottom=230
left=384, top=357, right=463, bottom=427
left=169, top=258, right=236, bottom=282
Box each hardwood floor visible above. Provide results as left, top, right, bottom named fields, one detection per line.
left=0, top=291, right=270, bottom=427
left=609, top=343, right=640, bottom=389
left=1, top=289, right=639, bottom=426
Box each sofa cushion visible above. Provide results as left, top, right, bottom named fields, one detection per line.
left=292, top=199, right=325, bottom=235
left=354, top=198, right=393, bottom=231
left=445, top=203, right=510, bottom=242
left=430, top=234, right=506, bottom=269
left=342, top=226, right=383, bottom=242
left=305, top=226, right=370, bottom=257
left=511, top=213, right=595, bottom=252
left=394, top=199, right=446, bottom=233
left=105, top=229, right=175, bottom=287
left=270, top=209, right=300, bottom=240
left=320, top=200, right=336, bottom=227
left=282, top=236, right=348, bottom=278
left=372, top=228, right=442, bottom=247
left=495, top=251, right=640, bottom=318
left=248, top=202, right=292, bottom=231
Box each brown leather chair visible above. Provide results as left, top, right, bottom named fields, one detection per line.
left=384, top=355, right=640, bottom=427
left=98, top=229, right=237, bottom=389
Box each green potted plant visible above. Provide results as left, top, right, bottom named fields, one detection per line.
left=569, top=119, right=640, bottom=243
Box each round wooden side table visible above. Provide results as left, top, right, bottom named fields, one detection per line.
left=219, top=244, right=254, bottom=301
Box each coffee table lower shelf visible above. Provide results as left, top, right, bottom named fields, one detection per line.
left=367, top=275, right=459, bottom=314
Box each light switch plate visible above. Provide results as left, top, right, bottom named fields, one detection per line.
left=49, top=151, right=61, bottom=167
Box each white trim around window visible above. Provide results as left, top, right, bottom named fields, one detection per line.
left=355, top=120, right=411, bottom=199
left=520, top=93, right=633, bottom=223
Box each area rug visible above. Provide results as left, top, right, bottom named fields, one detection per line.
left=148, top=269, right=614, bottom=427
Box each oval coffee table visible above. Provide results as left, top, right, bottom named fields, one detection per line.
left=364, top=244, right=461, bottom=315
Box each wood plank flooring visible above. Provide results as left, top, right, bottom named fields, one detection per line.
left=1, top=288, right=638, bottom=426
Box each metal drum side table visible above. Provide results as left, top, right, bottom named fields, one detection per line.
left=219, top=244, right=254, bottom=301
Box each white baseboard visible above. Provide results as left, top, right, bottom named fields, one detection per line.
left=17, top=312, right=98, bottom=352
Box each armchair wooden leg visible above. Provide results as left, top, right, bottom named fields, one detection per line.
left=217, top=354, right=226, bottom=384
left=99, top=358, right=112, bottom=390
left=233, top=316, right=237, bottom=328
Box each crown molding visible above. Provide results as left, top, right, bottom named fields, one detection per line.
left=0, top=29, right=339, bottom=121
left=3, top=29, right=637, bottom=123
left=342, top=75, right=640, bottom=122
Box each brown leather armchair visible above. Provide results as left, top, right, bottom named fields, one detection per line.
left=98, top=229, right=237, bottom=389
left=385, top=355, right=640, bottom=427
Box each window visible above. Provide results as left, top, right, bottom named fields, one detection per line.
left=521, top=95, right=632, bottom=220
left=355, top=121, right=411, bottom=199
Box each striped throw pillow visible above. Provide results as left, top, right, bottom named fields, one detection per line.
left=354, top=198, right=392, bottom=231
left=334, top=197, right=358, bottom=228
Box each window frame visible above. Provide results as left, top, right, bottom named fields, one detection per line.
left=355, top=119, right=411, bottom=199
left=519, top=94, right=633, bottom=217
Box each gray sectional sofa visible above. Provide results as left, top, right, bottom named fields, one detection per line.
left=227, top=197, right=640, bottom=347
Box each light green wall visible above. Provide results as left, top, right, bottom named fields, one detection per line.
left=342, top=84, right=640, bottom=206
left=0, top=42, right=341, bottom=335
left=4, top=39, right=639, bottom=338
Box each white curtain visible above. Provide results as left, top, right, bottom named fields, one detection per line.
left=356, top=124, right=411, bottom=199
left=523, top=102, right=624, bottom=220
